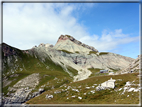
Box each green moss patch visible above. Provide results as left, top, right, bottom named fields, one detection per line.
left=59, top=50, right=73, bottom=54
left=67, top=66, right=78, bottom=76
left=88, top=51, right=98, bottom=55
left=99, top=52, right=109, bottom=55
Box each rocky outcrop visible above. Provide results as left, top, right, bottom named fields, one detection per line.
left=54, top=35, right=98, bottom=53
left=13, top=73, right=39, bottom=88
left=38, top=43, right=53, bottom=48
left=2, top=43, right=18, bottom=57
left=2, top=73, right=39, bottom=104
left=117, top=55, right=141, bottom=74
left=96, top=78, right=116, bottom=91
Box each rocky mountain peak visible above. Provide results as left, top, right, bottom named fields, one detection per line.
left=55, top=35, right=98, bottom=53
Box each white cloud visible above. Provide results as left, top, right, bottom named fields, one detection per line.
left=79, top=29, right=139, bottom=52
left=3, top=3, right=89, bottom=49
left=3, top=3, right=139, bottom=54
left=60, top=5, right=73, bottom=16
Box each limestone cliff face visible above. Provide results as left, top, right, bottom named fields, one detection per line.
left=31, top=42, right=134, bottom=81
left=54, top=35, right=98, bottom=53
left=118, top=55, right=141, bottom=74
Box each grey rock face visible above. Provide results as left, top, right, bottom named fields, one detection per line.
left=2, top=43, right=17, bottom=57
left=3, top=73, right=39, bottom=104
left=10, top=88, right=32, bottom=103
left=96, top=78, right=116, bottom=91
left=55, top=35, right=98, bottom=52
left=31, top=44, right=134, bottom=82
left=117, top=55, right=141, bottom=74
left=13, top=73, right=39, bottom=88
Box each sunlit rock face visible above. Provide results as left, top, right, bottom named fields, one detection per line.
left=96, top=78, right=116, bottom=91
left=54, top=35, right=98, bottom=54
left=117, top=55, right=141, bottom=74
left=101, top=78, right=116, bottom=88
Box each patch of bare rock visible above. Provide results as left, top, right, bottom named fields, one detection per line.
left=2, top=73, right=43, bottom=104
left=54, top=35, right=98, bottom=53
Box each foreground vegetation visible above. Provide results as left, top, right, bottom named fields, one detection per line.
left=26, top=72, right=140, bottom=104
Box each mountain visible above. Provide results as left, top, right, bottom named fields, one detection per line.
left=1, top=35, right=139, bottom=105
left=54, top=35, right=98, bottom=54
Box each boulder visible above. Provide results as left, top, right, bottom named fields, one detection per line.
left=101, top=78, right=116, bottom=89
left=39, top=88, right=45, bottom=94
left=96, top=78, right=116, bottom=91
left=46, top=94, right=53, bottom=99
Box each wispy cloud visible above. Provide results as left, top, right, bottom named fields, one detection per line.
left=79, top=29, right=139, bottom=52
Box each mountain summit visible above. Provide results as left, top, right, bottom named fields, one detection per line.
left=54, top=35, right=98, bottom=54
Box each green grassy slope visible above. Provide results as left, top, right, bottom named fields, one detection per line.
left=88, top=67, right=120, bottom=77
left=88, top=68, right=108, bottom=77
left=26, top=72, right=140, bottom=104
left=2, top=43, right=73, bottom=96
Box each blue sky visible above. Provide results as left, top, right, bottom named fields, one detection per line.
left=3, top=3, right=140, bottom=58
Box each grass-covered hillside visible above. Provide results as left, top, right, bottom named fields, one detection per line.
left=26, top=72, right=140, bottom=104
left=2, top=43, right=76, bottom=97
